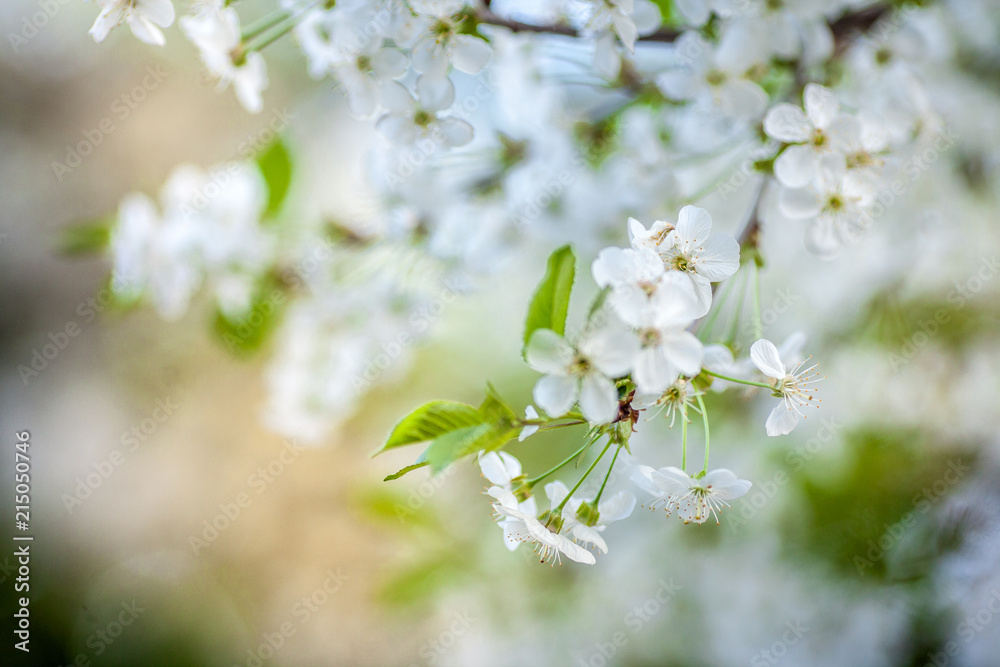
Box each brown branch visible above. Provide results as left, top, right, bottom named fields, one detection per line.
left=477, top=4, right=890, bottom=47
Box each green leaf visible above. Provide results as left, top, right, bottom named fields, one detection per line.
left=257, top=139, right=293, bottom=217
left=213, top=277, right=287, bottom=356
left=59, top=219, right=112, bottom=256
left=375, top=401, right=483, bottom=456
left=424, top=422, right=518, bottom=472
left=383, top=461, right=430, bottom=481
left=523, top=245, right=575, bottom=355
left=478, top=383, right=517, bottom=426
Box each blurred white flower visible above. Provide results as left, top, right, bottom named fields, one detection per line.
left=764, top=84, right=854, bottom=188
left=408, top=5, right=491, bottom=78
left=778, top=154, right=877, bottom=257
left=181, top=7, right=268, bottom=113
left=376, top=76, right=473, bottom=147
left=90, top=0, right=175, bottom=46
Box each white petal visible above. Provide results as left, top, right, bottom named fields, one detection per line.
left=633, top=347, right=674, bottom=395
left=379, top=81, right=416, bottom=114
left=673, top=0, right=709, bottom=26
left=533, top=374, right=578, bottom=418
left=763, top=104, right=812, bottom=143
left=416, top=74, right=454, bottom=112
left=89, top=7, right=117, bottom=42
left=579, top=373, right=619, bottom=424
left=372, top=47, right=409, bottom=79
left=778, top=185, right=822, bottom=220
left=774, top=145, right=817, bottom=189
left=804, top=218, right=842, bottom=259
left=750, top=338, right=785, bottom=378
left=435, top=117, right=473, bottom=147
left=674, top=205, right=713, bottom=249
left=451, top=35, right=491, bottom=74
left=765, top=402, right=800, bottom=436
left=140, top=0, right=175, bottom=28
left=526, top=329, right=575, bottom=375
left=376, top=113, right=417, bottom=145
left=598, top=491, right=636, bottom=523
left=479, top=451, right=521, bottom=486
left=661, top=330, right=704, bottom=377
left=591, top=247, right=630, bottom=288
left=411, top=38, right=448, bottom=78
left=544, top=480, right=571, bottom=509
left=593, top=32, right=621, bottom=80
left=582, top=325, right=636, bottom=378
left=804, top=83, right=838, bottom=129
left=720, top=79, right=767, bottom=118
left=694, top=233, right=740, bottom=282
left=570, top=523, right=608, bottom=553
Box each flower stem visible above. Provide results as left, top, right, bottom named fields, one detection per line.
left=526, top=439, right=593, bottom=487
left=556, top=440, right=612, bottom=513
left=696, top=394, right=710, bottom=474
left=752, top=262, right=763, bottom=340
left=681, top=406, right=688, bottom=471
left=241, top=10, right=292, bottom=43
left=703, top=369, right=773, bottom=390
left=594, top=444, right=622, bottom=504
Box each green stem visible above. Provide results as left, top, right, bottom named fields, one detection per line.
left=725, top=266, right=751, bottom=345
left=698, top=269, right=738, bottom=341
left=556, top=441, right=612, bottom=513
left=752, top=262, right=763, bottom=340
left=241, top=10, right=292, bottom=43
left=244, top=20, right=298, bottom=53
left=681, top=406, right=688, bottom=471
left=703, top=369, right=773, bottom=390
left=696, top=394, right=710, bottom=474
left=526, top=439, right=593, bottom=487
left=594, top=445, right=622, bottom=504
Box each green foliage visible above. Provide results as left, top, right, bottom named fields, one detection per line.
left=256, top=139, right=293, bottom=217
left=383, top=461, right=430, bottom=481
left=523, top=245, right=576, bottom=355
left=377, top=401, right=484, bottom=455
left=59, top=219, right=112, bottom=256
left=782, top=428, right=971, bottom=581
left=377, top=386, right=521, bottom=476
left=213, top=277, right=287, bottom=356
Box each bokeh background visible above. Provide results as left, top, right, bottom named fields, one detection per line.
left=3, top=1, right=1000, bottom=665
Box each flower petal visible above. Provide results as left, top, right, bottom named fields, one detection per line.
left=765, top=401, right=800, bottom=436
left=579, top=373, right=619, bottom=424
left=526, top=329, right=574, bottom=375
left=750, top=338, right=785, bottom=378
left=533, top=374, right=578, bottom=417
left=764, top=104, right=812, bottom=143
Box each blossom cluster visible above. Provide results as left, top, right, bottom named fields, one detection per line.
left=85, top=0, right=959, bottom=561
left=473, top=206, right=823, bottom=564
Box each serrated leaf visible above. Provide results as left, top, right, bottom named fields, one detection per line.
left=523, top=245, right=575, bottom=355
left=424, top=422, right=518, bottom=472
left=383, top=461, right=430, bottom=481
left=478, top=383, right=517, bottom=426
left=375, top=401, right=483, bottom=456
left=257, top=139, right=292, bottom=217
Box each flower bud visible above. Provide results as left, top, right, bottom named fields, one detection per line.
left=537, top=509, right=564, bottom=534
left=575, top=500, right=600, bottom=527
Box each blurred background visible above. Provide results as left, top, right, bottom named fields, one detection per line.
left=3, top=1, right=1000, bottom=666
